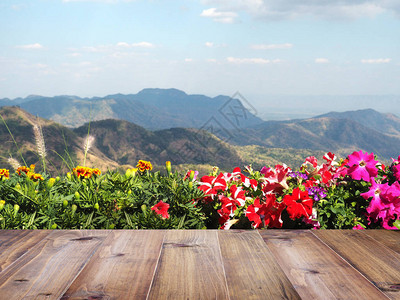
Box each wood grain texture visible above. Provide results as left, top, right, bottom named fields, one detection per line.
left=219, top=230, right=301, bottom=300
left=0, top=230, right=50, bottom=273
left=61, top=230, right=166, bottom=300
left=147, top=230, right=230, bottom=300
left=363, top=230, right=400, bottom=255
left=260, top=230, right=388, bottom=300
left=0, top=230, right=110, bottom=300
left=313, top=230, right=400, bottom=299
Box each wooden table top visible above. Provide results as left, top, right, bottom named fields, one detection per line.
left=0, top=230, right=399, bottom=300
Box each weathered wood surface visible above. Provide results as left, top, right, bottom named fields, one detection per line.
left=219, top=230, right=300, bottom=300
left=148, top=230, right=229, bottom=300
left=0, top=230, right=398, bottom=300
left=313, top=230, right=400, bottom=299
left=260, top=230, right=389, bottom=300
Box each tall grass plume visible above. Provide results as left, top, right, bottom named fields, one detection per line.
left=83, top=135, right=95, bottom=167
left=7, top=157, right=21, bottom=171
left=33, top=123, right=47, bottom=172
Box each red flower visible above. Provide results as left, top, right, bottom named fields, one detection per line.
left=264, top=201, right=285, bottom=229
left=262, top=164, right=291, bottom=194
left=151, top=200, right=170, bottom=219
left=198, top=173, right=227, bottom=196
left=245, top=198, right=266, bottom=228
left=240, top=174, right=258, bottom=191
left=283, top=188, right=313, bottom=220
left=229, top=185, right=246, bottom=206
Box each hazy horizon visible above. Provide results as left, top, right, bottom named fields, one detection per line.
left=1, top=0, right=399, bottom=104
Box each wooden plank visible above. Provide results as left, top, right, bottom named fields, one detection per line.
left=0, top=230, right=110, bottom=300
left=260, top=230, right=388, bottom=300
left=147, top=230, right=229, bottom=300
left=363, top=230, right=400, bottom=255
left=219, top=230, right=300, bottom=300
left=0, top=230, right=51, bottom=273
left=61, top=230, right=166, bottom=300
left=313, top=230, right=400, bottom=299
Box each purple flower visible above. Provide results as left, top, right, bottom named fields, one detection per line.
left=306, top=186, right=327, bottom=201
left=288, top=171, right=308, bottom=180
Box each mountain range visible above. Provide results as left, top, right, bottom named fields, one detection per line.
left=218, top=109, right=400, bottom=160
left=1, top=89, right=399, bottom=174
left=0, top=89, right=262, bottom=130
left=0, top=106, right=322, bottom=174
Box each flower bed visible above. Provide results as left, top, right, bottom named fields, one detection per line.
left=0, top=153, right=399, bottom=230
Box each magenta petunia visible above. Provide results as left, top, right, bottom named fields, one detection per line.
left=362, top=180, right=390, bottom=224
left=346, top=150, right=378, bottom=181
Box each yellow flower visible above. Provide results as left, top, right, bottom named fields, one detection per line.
left=0, top=169, right=9, bottom=180
left=27, top=171, right=44, bottom=181
left=136, top=160, right=152, bottom=172
left=125, top=168, right=138, bottom=177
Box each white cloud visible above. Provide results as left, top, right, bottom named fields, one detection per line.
left=116, top=42, right=131, bottom=48
left=206, top=58, right=217, bottom=63
left=67, top=52, right=82, bottom=57
left=131, top=42, right=154, bottom=48
left=361, top=58, right=391, bottom=64
left=201, top=0, right=392, bottom=21
left=315, top=58, right=329, bottom=64
left=251, top=43, right=293, bottom=50
left=17, top=43, right=43, bottom=50
left=227, top=57, right=272, bottom=64
left=184, top=58, right=193, bottom=62
left=200, top=7, right=238, bottom=23
left=205, top=42, right=214, bottom=47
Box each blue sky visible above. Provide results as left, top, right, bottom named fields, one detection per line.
left=1, top=0, right=399, bottom=104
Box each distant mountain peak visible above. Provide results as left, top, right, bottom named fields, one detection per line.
left=138, top=88, right=187, bottom=98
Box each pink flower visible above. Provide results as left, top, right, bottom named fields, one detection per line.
left=361, top=180, right=390, bottom=224
left=352, top=224, right=365, bottom=230
left=392, top=164, right=400, bottom=181
left=151, top=201, right=170, bottom=219
left=364, top=180, right=400, bottom=229
left=379, top=182, right=400, bottom=229
left=346, top=150, right=378, bottom=181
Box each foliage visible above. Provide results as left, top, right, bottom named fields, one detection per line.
left=0, top=165, right=206, bottom=229
left=0, top=150, right=399, bottom=230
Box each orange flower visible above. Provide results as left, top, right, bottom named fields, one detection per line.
left=16, top=166, right=30, bottom=176
left=73, top=166, right=101, bottom=179
left=136, top=160, right=152, bottom=172
left=0, top=169, right=9, bottom=179
left=28, top=172, right=44, bottom=181
left=92, top=168, right=101, bottom=176
left=16, top=164, right=43, bottom=181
